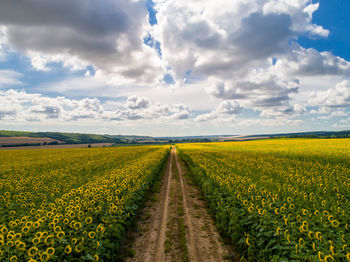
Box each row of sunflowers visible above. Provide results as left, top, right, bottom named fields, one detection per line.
left=177, top=139, right=350, bottom=261
left=0, top=146, right=169, bottom=261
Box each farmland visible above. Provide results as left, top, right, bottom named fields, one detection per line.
left=178, top=139, right=350, bottom=261
left=0, top=146, right=169, bottom=261
left=0, top=139, right=349, bottom=262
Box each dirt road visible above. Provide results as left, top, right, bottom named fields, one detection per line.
left=127, top=147, right=235, bottom=262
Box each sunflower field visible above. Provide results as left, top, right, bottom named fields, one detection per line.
left=178, top=139, right=350, bottom=261
left=0, top=145, right=169, bottom=261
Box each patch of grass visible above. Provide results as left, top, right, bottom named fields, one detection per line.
left=172, top=155, right=189, bottom=262
left=178, top=215, right=189, bottom=262
left=124, top=247, right=136, bottom=257
left=144, top=212, right=151, bottom=220
left=178, top=205, right=185, bottom=217
left=201, top=224, right=208, bottom=231
left=164, top=237, right=172, bottom=253
left=222, top=252, right=238, bottom=261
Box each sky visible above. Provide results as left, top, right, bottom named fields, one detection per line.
left=0, top=0, right=350, bottom=136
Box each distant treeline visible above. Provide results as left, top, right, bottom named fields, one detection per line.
left=1, top=143, right=41, bottom=147
left=167, top=138, right=213, bottom=143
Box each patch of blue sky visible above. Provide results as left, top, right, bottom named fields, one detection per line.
left=298, top=0, right=350, bottom=61
left=143, top=33, right=162, bottom=57
left=0, top=50, right=90, bottom=97
left=240, top=108, right=261, bottom=118
left=163, top=73, right=174, bottom=84
left=272, top=57, right=277, bottom=66
left=144, top=0, right=162, bottom=58
left=146, top=0, right=158, bottom=26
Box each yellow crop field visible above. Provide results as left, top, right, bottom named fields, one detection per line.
left=178, top=139, right=350, bottom=261
left=0, top=146, right=169, bottom=261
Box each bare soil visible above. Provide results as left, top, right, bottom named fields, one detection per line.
left=126, top=147, right=236, bottom=262
left=0, top=136, right=63, bottom=146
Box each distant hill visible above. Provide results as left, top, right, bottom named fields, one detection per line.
left=0, top=130, right=124, bottom=145
left=246, top=130, right=350, bottom=139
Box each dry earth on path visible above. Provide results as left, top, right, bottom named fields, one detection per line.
left=126, top=147, right=236, bottom=262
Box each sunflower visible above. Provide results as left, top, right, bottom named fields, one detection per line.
left=0, top=226, right=8, bottom=234
left=85, top=217, right=93, bottom=224
left=16, top=240, right=26, bottom=250
left=32, top=237, right=41, bottom=245
left=28, top=246, right=39, bottom=257
left=56, top=231, right=65, bottom=239
left=64, top=245, right=72, bottom=254
left=9, top=256, right=18, bottom=262
left=6, top=233, right=14, bottom=241
left=44, top=235, right=55, bottom=245
left=33, top=221, right=40, bottom=229
left=21, top=226, right=30, bottom=234
left=40, top=252, right=49, bottom=261
left=46, top=247, right=55, bottom=256
left=331, top=220, right=340, bottom=228
left=324, top=255, right=335, bottom=262
left=35, top=232, right=43, bottom=238
left=54, top=226, right=62, bottom=233
left=75, top=243, right=84, bottom=253
left=74, top=222, right=82, bottom=230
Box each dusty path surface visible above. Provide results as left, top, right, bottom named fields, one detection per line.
left=126, top=147, right=235, bottom=262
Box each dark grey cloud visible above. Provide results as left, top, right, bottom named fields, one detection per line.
left=0, top=0, right=129, bottom=36
left=0, top=0, right=165, bottom=83
left=231, top=12, right=294, bottom=60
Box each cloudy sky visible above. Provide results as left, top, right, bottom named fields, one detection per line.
left=0, top=0, right=349, bottom=136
